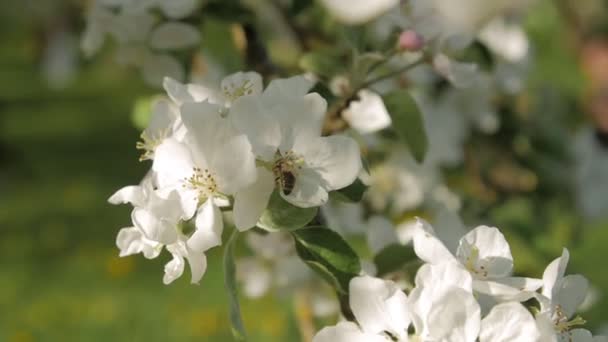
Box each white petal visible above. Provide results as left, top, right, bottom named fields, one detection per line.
left=185, top=247, right=207, bottom=284
left=414, top=261, right=473, bottom=292
left=313, top=322, right=389, bottom=342
left=209, top=134, right=257, bottom=195
left=158, top=0, right=198, bottom=19
left=163, top=246, right=185, bottom=284
left=366, top=216, right=398, bottom=254
left=163, top=77, right=217, bottom=105
left=349, top=275, right=410, bottom=338
left=278, top=93, right=327, bottom=149
left=479, top=302, right=539, bottom=342
left=148, top=22, right=201, bottom=50
left=233, top=167, right=275, bottom=231
left=263, top=75, right=315, bottom=101
left=297, top=135, right=361, bottom=191
left=188, top=199, right=224, bottom=252
left=343, top=90, right=392, bottom=134
left=542, top=248, right=570, bottom=299
left=116, top=227, right=161, bottom=258
left=131, top=207, right=178, bottom=244
left=535, top=312, right=558, bottom=342
left=108, top=185, right=145, bottom=206
left=411, top=218, right=456, bottom=265
left=281, top=167, right=329, bottom=208
left=142, top=53, right=185, bottom=87
left=553, top=274, right=589, bottom=318
left=570, top=329, right=594, bottom=342
left=180, top=101, right=257, bottom=193
left=473, top=277, right=542, bottom=302
left=456, top=225, right=513, bottom=279
left=318, top=0, right=399, bottom=24
left=427, top=287, right=480, bottom=342
left=230, top=94, right=281, bottom=161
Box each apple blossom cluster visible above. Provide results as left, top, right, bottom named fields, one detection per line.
left=97, top=0, right=608, bottom=339
left=109, top=71, right=362, bottom=284
left=314, top=220, right=607, bottom=342
left=82, top=0, right=202, bottom=86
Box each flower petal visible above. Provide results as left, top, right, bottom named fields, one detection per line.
left=157, top=0, right=198, bottom=19
left=542, top=248, right=570, bottom=299
left=116, top=226, right=161, bottom=258
left=163, top=245, right=185, bottom=284
left=318, top=0, right=399, bottom=24
left=313, top=322, right=388, bottom=342
left=479, top=302, right=539, bottom=342
left=553, top=274, right=589, bottom=318
left=281, top=167, right=328, bottom=208
left=411, top=218, right=456, bottom=265
left=233, top=167, right=275, bottom=231
left=263, top=75, right=315, bottom=102
left=343, top=90, right=392, bottom=134
left=349, top=275, right=410, bottom=339
left=185, top=247, right=207, bottom=284
left=456, top=225, right=513, bottom=279
left=297, top=135, right=361, bottom=191
left=230, top=94, right=281, bottom=161
left=188, top=199, right=224, bottom=252
left=108, top=185, right=145, bottom=206
left=427, top=287, right=480, bottom=342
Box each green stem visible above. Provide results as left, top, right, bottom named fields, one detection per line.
left=359, top=57, right=426, bottom=90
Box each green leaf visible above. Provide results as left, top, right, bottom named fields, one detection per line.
left=292, top=226, right=361, bottom=293
left=383, top=90, right=428, bottom=162
left=373, top=243, right=417, bottom=276
left=223, top=230, right=247, bottom=341
left=299, top=49, right=344, bottom=78
left=330, top=178, right=368, bottom=203
left=257, top=191, right=318, bottom=231
left=353, top=52, right=385, bottom=81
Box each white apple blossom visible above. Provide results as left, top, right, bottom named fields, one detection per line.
left=342, top=89, right=392, bottom=135
left=230, top=76, right=362, bottom=209
left=313, top=275, right=409, bottom=342
left=412, top=219, right=543, bottom=302
left=535, top=249, right=606, bottom=342
left=108, top=176, right=213, bottom=284
left=408, top=261, right=481, bottom=342
left=479, top=302, right=540, bottom=342
left=318, top=0, right=399, bottom=25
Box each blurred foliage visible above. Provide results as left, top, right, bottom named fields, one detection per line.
left=1, top=0, right=608, bottom=340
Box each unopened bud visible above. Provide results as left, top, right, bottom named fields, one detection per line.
left=398, top=30, right=424, bottom=52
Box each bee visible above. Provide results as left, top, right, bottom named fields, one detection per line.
left=276, top=171, right=296, bottom=195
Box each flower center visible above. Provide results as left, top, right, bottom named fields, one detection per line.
left=272, top=150, right=304, bottom=195
left=136, top=129, right=170, bottom=161
left=553, top=305, right=586, bottom=335
left=464, top=246, right=489, bottom=278
left=182, top=167, right=219, bottom=203
left=222, top=79, right=255, bottom=102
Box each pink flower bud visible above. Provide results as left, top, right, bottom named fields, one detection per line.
left=398, top=30, right=424, bottom=52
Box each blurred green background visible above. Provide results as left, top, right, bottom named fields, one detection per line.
left=1, top=0, right=608, bottom=341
